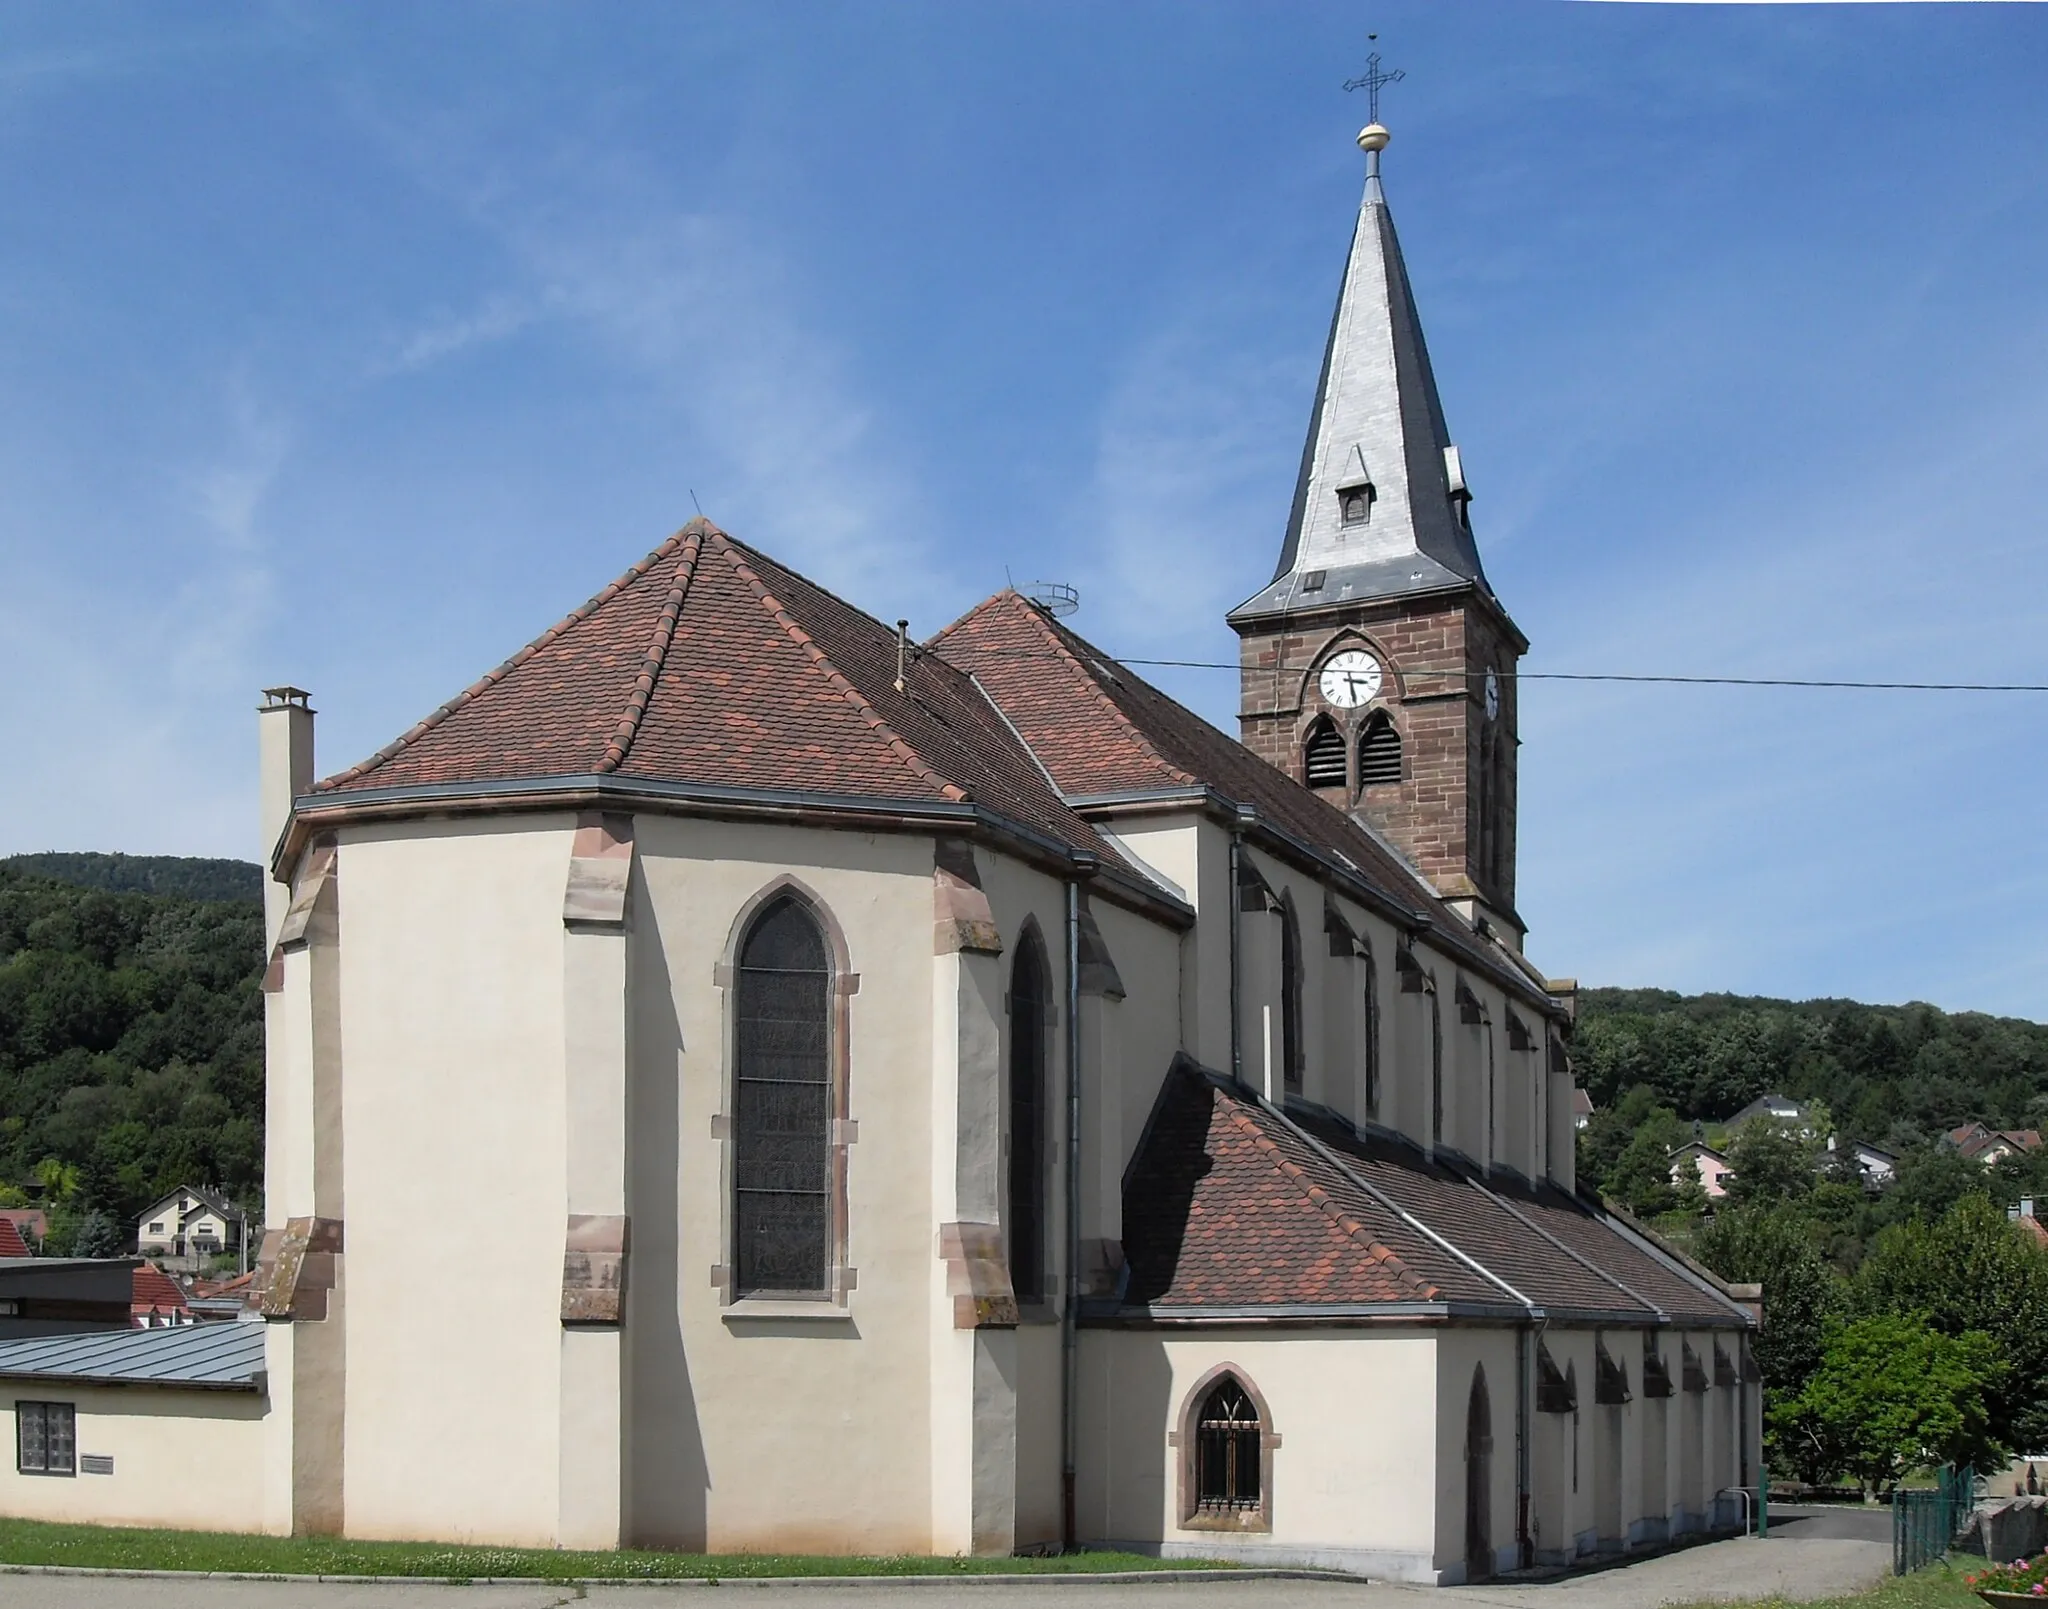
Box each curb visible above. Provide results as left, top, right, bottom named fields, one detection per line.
left=0, top=1563, right=1365, bottom=1589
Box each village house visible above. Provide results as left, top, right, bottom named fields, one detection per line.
left=1668, top=1144, right=1733, bottom=1200
left=135, top=1187, right=248, bottom=1274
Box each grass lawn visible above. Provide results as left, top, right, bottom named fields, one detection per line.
left=1677, top=1563, right=1982, bottom=1609
left=0, top=1517, right=1221, bottom=1581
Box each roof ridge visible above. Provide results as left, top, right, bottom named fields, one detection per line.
left=935, top=593, right=1197, bottom=789
left=317, top=523, right=703, bottom=791
left=709, top=535, right=969, bottom=805
left=1217, top=1097, right=1438, bottom=1300
left=596, top=525, right=705, bottom=774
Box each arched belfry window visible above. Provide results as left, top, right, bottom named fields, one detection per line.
left=734, top=894, right=832, bottom=1295
left=1008, top=927, right=1051, bottom=1301
left=1196, top=1376, right=1262, bottom=1512
left=1359, top=711, right=1402, bottom=787
left=1279, top=896, right=1304, bottom=1094
left=1303, top=716, right=1347, bottom=790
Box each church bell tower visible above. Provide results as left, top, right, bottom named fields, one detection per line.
left=1228, top=115, right=1529, bottom=946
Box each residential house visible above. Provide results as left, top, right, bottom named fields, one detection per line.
left=135, top=1188, right=247, bottom=1273
left=131, top=1263, right=191, bottom=1328
left=0, top=1260, right=139, bottom=1338
left=1723, top=1094, right=1816, bottom=1136
left=0, top=1211, right=48, bottom=1253
left=1947, top=1123, right=2043, bottom=1168
left=1669, top=1143, right=1733, bottom=1200
left=1825, top=1139, right=1897, bottom=1189
left=2008, top=1200, right=2048, bottom=1250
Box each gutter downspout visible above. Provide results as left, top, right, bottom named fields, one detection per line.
left=1228, top=828, right=1245, bottom=1088
left=1060, top=877, right=1083, bottom=1551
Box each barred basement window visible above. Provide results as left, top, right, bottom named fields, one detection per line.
left=1303, top=717, right=1346, bottom=789
left=17, top=1401, right=74, bottom=1476
left=1358, top=712, right=1401, bottom=786
left=734, top=895, right=832, bottom=1296
left=1196, top=1378, right=1262, bottom=1511
left=1008, top=927, right=1051, bottom=1302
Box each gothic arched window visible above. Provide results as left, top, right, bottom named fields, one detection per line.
left=1363, top=948, right=1382, bottom=1119
left=1008, top=927, right=1051, bottom=1301
left=1430, top=987, right=1445, bottom=1148
left=1195, top=1376, right=1263, bottom=1512
left=1359, top=711, right=1402, bottom=787
left=1280, top=896, right=1304, bottom=1094
left=1303, top=716, right=1347, bottom=789
left=733, top=894, right=832, bottom=1296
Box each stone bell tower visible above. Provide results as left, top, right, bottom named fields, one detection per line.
left=1228, top=117, right=1529, bottom=946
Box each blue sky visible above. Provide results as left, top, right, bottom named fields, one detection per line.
left=3, top=3, right=2045, bottom=1016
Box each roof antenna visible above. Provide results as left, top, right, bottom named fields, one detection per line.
left=895, top=619, right=909, bottom=692
left=689, top=488, right=704, bottom=517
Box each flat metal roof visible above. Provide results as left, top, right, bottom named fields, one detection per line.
left=0, top=1322, right=265, bottom=1392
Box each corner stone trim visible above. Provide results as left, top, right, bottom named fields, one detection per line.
left=938, top=1221, right=1019, bottom=1329
left=933, top=838, right=1003, bottom=956
left=561, top=1213, right=630, bottom=1324
left=253, top=1216, right=343, bottom=1321
left=563, top=813, right=634, bottom=928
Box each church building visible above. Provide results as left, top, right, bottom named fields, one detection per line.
left=249, top=117, right=1759, bottom=1582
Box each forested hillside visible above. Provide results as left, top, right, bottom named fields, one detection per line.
left=0, top=862, right=263, bottom=1253
left=1573, top=987, right=2048, bottom=1484
left=3, top=852, right=261, bottom=905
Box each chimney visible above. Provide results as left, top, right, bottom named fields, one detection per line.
left=258, top=688, right=315, bottom=946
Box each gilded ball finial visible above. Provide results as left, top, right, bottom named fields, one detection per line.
left=1357, top=123, right=1390, bottom=154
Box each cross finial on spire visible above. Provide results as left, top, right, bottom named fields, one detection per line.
left=1342, top=36, right=1404, bottom=126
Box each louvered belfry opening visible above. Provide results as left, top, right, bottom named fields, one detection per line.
left=1303, top=716, right=1347, bottom=789
left=1359, top=711, right=1402, bottom=787
left=1008, top=930, right=1050, bottom=1301
left=734, top=894, right=832, bottom=1295
left=1195, top=1378, right=1262, bottom=1511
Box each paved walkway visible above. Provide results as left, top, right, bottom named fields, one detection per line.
left=0, top=1517, right=1895, bottom=1609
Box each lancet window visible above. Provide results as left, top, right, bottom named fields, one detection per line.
left=1194, top=1377, right=1263, bottom=1512
left=1008, top=928, right=1050, bottom=1301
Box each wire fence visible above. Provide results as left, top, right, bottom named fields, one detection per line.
left=1894, top=1467, right=1974, bottom=1575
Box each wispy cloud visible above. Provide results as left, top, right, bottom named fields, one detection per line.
left=377, top=291, right=538, bottom=375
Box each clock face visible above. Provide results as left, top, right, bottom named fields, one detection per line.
left=1483, top=667, right=1501, bottom=721
left=1319, top=650, right=1383, bottom=709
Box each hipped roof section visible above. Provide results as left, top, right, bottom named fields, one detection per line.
left=1120, top=1063, right=1756, bottom=1328
left=313, top=520, right=1130, bottom=876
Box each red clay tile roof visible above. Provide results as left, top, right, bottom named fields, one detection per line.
left=131, top=1262, right=188, bottom=1317
left=315, top=522, right=1123, bottom=869
left=0, top=1218, right=29, bottom=1258
left=930, top=591, right=1520, bottom=980
left=1122, top=1063, right=1751, bottom=1326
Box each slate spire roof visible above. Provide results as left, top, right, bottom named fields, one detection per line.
left=1230, top=132, right=1488, bottom=622
left=313, top=520, right=1123, bottom=870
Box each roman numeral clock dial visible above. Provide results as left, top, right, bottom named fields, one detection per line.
left=1318, top=649, right=1383, bottom=709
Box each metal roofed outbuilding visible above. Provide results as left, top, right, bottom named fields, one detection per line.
left=0, top=1318, right=265, bottom=1391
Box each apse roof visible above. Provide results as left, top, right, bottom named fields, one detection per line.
left=0, top=1322, right=265, bottom=1391
left=314, top=521, right=1128, bottom=873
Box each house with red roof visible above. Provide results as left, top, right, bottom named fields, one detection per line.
left=238, top=116, right=1756, bottom=1582
left=130, top=1262, right=190, bottom=1328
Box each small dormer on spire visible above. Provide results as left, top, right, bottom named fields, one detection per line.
left=1229, top=105, right=1490, bottom=623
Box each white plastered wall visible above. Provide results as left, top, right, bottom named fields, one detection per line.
left=336, top=813, right=575, bottom=1544
left=1079, top=1327, right=1444, bottom=1580
left=1432, top=1326, right=1521, bottom=1583
left=625, top=817, right=938, bottom=1555
left=1, top=1386, right=271, bottom=1531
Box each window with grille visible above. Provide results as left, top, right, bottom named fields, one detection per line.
left=1358, top=712, right=1401, bottom=786
left=1303, top=718, right=1346, bottom=789
left=734, top=895, right=832, bottom=1296
left=1008, top=931, right=1050, bottom=1301
left=1195, top=1378, right=1262, bottom=1511
left=1279, top=898, right=1304, bottom=1093
left=17, top=1401, right=74, bottom=1476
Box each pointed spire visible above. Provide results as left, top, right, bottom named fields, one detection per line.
left=1231, top=122, right=1487, bottom=620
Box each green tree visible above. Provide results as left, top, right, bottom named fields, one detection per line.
left=1776, top=1315, right=2004, bottom=1494
left=68, top=1208, right=126, bottom=1259
left=1695, top=1205, right=1836, bottom=1398
left=1854, top=1195, right=2048, bottom=1452
left=1724, top=1121, right=1822, bottom=1207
